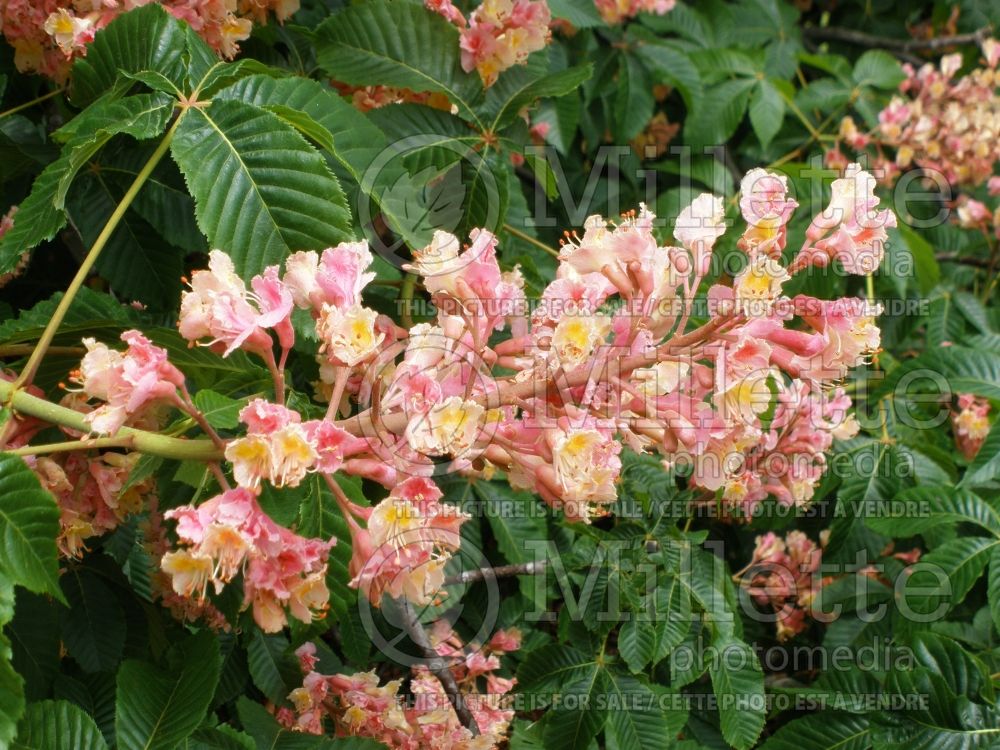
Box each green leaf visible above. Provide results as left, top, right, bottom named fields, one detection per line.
left=863, top=486, right=1000, bottom=537
left=0, top=156, right=70, bottom=276
left=67, top=171, right=182, bottom=311
left=880, top=347, right=1000, bottom=402
left=315, top=0, right=482, bottom=122
left=0, top=454, right=63, bottom=600
left=542, top=666, right=608, bottom=750
left=605, top=672, right=675, bottom=750
left=516, top=645, right=593, bottom=702
left=615, top=55, right=655, bottom=142
left=213, top=74, right=422, bottom=250
left=630, top=37, right=703, bottom=113
left=53, top=92, right=175, bottom=207
left=683, top=78, right=755, bottom=148
left=60, top=570, right=126, bottom=673
left=902, top=536, right=997, bottom=618
left=898, top=224, right=940, bottom=295
left=547, top=0, right=604, bottom=27
left=169, top=100, right=352, bottom=277
left=296, top=474, right=352, bottom=623
left=758, top=712, right=869, bottom=750
left=188, top=726, right=256, bottom=750
left=0, top=575, right=24, bottom=747
left=71, top=5, right=188, bottom=105
left=852, top=50, right=905, bottom=90
left=619, top=619, right=656, bottom=673
left=748, top=79, right=784, bottom=148
left=115, top=631, right=221, bottom=750
left=475, top=482, right=546, bottom=598
left=708, top=638, right=765, bottom=750
left=988, top=546, right=1000, bottom=635
left=13, top=700, right=109, bottom=750
left=485, top=63, right=593, bottom=130
left=192, top=389, right=246, bottom=430
left=7, top=591, right=62, bottom=701
left=246, top=631, right=289, bottom=705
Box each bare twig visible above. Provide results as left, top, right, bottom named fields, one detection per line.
left=399, top=600, right=480, bottom=736
left=803, top=25, right=992, bottom=54
left=444, top=560, right=548, bottom=586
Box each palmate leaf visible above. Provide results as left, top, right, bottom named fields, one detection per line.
left=0, top=454, right=63, bottom=601
left=12, top=700, right=109, bottom=750
left=115, top=631, right=221, bottom=750
left=315, top=0, right=482, bottom=122
left=53, top=93, right=176, bottom=208
left=542, top=666, right=609, bottom=750
left=962, top=421, right=1000, bottom=488
left=903, top=536, right=998, bottom=619
left=170, top=99, right=352, bottom=277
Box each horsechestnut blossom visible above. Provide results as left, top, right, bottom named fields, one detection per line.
left=225, top=398, right=365, bottom=488
left=739, top=530, right=829, bottom=641
left=282, top=628, right=518, bottom=748
left=837, top=39, right=1000, bottom=187
left=953, top=394, right=991, bottom=460
left=349, top=477, right=469, bottom=607
left=793, top=163, right=897, bottom=275
left=426, top=0, right=551, bottom=86
left=162, top=487, right=333, bottom=632
left=179, top=250, right=294, bottom=357
left=73, top=330, right=185, bottom=434
left=1, top=0, right=297, bottom=80
left=594, top=0, right=676, bottom=24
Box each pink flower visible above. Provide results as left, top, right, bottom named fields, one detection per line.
left=350, top=477, right=468, bottom=607
left=458, top=0, right=551, bottom=86
left=674, top=193, right=726, bottom=276
left=162, top=488, right=333, bottom=632
left=953, top=393, right=991, bottom=460
left=179, top=251, right=293, bottom=357
left=74, top=330, right=185, bottom=434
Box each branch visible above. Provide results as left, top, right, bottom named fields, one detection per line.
left=399, top=600, right=480, bottom=736
left=0, top=379, right=223, bottom=462
left=444, top=560, right=547, bottom=586
left=803, top=25, right=993, bottom=54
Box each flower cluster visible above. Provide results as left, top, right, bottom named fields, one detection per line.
left=379, top=163, right=885, bottom=522
left=594, top=0, right=675, bottom=25
left=224, top=399, right=366, bottom=489
left=281, top=627, right=518, bottom=749
left=71, top=330, right=186, bottom=434
left=33, top=450, right=148, bottom=557
left=0, top=0, right=298, bottom=80
left=427, top=0, right=551, bottom=87
left=349, top=477, right=469, bottom=607
left=833, top=39, right=1000, bottom=187
left=953, top=393, right=991, bottom=461
left=739, top=530, right=828, bottom=641
left=161, top=487, right=333, bottom=632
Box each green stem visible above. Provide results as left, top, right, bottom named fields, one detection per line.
left=11, top=113, right=185, bottom=393
left=400, top=272, right=417, bottom=329
left=6, top=436, right=134, bottom=456
left=0, top=379, right=221, bottom=462
left=0, top=87, right=65, bottom=121
left=503, top=222, right=560, bottom=258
